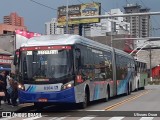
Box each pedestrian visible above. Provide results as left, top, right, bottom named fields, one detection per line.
left=6, top=71, right=11, bottom=105
left=0, top=71, right=6, bottom=110
left=2, top=71, right=7, bottom=103
left=9, top=74, right=18, bottom=106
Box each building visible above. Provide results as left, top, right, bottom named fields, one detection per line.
left=83, top=9, right=130, bottom=37
left=45, top=18, right=64, bottom=35
left=0, top=12, right=27, bottom=35
left=4, top=12, right=24, bottom=26
left=0, top=23, right=27, bottom=34
left=124, top=3, right=151, bottom=38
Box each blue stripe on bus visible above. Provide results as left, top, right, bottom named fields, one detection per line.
left=26, top=86, right=31, bottom=91
left=18, top=87, right=76, bottom=103
left=93, top=84, right=100, bottom=100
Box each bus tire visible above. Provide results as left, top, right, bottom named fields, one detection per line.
left=137, top=81, right=140, bottom=90
left=78, top=88, right=89, bottom=109
left=103, top=85, right=110, bottom=102
left=125, top=83, right=130, bottom=96
left=130, top=83, right=132, bottom=93
left=135, top=81, right=139, bottom=91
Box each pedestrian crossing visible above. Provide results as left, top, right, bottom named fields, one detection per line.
left=0, top=115, right=158, bottom=120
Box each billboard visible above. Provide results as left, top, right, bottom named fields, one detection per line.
left=57, top=2, right=101, bottom=26
left=0, top=55, right=12, bottom=65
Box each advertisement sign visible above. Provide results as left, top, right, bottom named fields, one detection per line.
left=80, top=2, right=100, bottom=24
left=57, top=2, right=101, bottom=26
left=0, top=55, right=12, bottom=64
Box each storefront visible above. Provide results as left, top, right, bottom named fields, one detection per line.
left=0, top=49, right=12, bottom=71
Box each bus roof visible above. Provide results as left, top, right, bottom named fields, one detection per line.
left=21, top=34, right=111, bottom=50
left=21, top=34, right=132, bottom=58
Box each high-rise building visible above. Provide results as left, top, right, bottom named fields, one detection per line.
left=83, top=9, right=130, bottom=37
left=45, top=18, right=64, bottom=35
left=124, top=3, right=151, bottom=38
left=3, top=12, right=24, bottom=26
left=0, top=12, right=27, bottom=35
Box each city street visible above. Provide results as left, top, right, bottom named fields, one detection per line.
left=1, top=85, right=160, bottom=120
left=1, top=0, right=160, bottom=120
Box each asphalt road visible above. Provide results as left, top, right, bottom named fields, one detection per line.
left=1, top=85, right=160, bottom=120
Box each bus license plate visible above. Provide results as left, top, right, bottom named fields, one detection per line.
left=38, top=98, right=48, bottom=102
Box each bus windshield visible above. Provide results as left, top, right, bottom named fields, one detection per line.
left=20, top=48, right=72, bottom=82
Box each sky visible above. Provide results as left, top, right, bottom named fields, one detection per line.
left=0, top=0, right=160, bottom=36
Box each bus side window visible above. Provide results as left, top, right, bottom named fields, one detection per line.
left=75, top=48, right=81, bottom=72
left=135, top=65, right=137, bottom=76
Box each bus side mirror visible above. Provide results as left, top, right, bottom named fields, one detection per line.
left=14, top=53, right=17, bottom=65
left=13, top=50, right=19, bottom=66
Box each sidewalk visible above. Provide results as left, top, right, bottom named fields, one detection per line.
left=0, top=101, right=21, bottom=112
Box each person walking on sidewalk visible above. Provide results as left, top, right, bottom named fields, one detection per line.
left=6, top=71, right=11, bottom=105
left=9, top=74, right=18, bottom=106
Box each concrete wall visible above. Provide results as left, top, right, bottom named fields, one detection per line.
left=0, top=35, right=15, bottom=54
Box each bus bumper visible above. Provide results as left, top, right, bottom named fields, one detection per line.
left=18, top=87, right=76, bottom=103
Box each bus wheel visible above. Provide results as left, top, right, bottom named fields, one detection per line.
left=125, top=83, right=130, bottom=96
left=78, top=91, right=88, bottom=109
left=103, top=86, right=110, bottom=102
left=135, top=81, right=139, bottom=91
left=137, top=81, right=139, bottom=90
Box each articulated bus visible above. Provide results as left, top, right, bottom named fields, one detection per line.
left=134, top=60, right=148, bottom=90
left=15, top=34, right=135, bottom=108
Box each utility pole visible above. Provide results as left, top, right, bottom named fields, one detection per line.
left=149, top=45, right=152, bottom=81
left=110, top=17, right=113, bottom=47
left=66, top=0, right=69, bottom=34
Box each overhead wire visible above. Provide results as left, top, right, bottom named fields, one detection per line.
left=29, top=0, right=57, bottom=11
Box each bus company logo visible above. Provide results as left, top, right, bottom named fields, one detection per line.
left=2, top=112, right=12, bottom=117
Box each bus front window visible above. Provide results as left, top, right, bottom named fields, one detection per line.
left=21, top=49, right=72, bottom=81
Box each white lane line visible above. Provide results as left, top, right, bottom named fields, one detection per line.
left=78, top=117, right=95, bottom=120
left=84, top=110, right=105, bottom=111
left=23, top=116, right=42, bottom=120
left=48, top=117, right=58, bottom=120
left=77, top=109, right=105, bottom=111
left=0, top=117, right=13, bottom=120
left=139, top=117, right=154, bottom=120
left=108, top=117, right=125, bottom=120
left=49, top=115, right=70, bottom=120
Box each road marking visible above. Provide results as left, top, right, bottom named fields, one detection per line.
left=0, top=117, right=13, bottom=120
left=48, top=117, right=58, bottom=120
left=104, top=90, right=150, bottom=111
left=78, top=117, right=95, bottom=120
left=19, top=103, right=34, bottom=107
left=139, top=117, right=154, bottom=120
left=23, top=116, right=42, bottom=120
left=108, top=117, right=125, bottom=120
left=49, top=115, right=70, bottom=120
left=83, top=110, right=105, bottom=111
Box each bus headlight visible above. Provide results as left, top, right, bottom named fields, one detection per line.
left=18, top=84, right=25, bottom=90
left=61, top=81, right=74, bottom=90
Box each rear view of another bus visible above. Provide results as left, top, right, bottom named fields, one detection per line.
left=135, top=60, right=148, bottom=90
